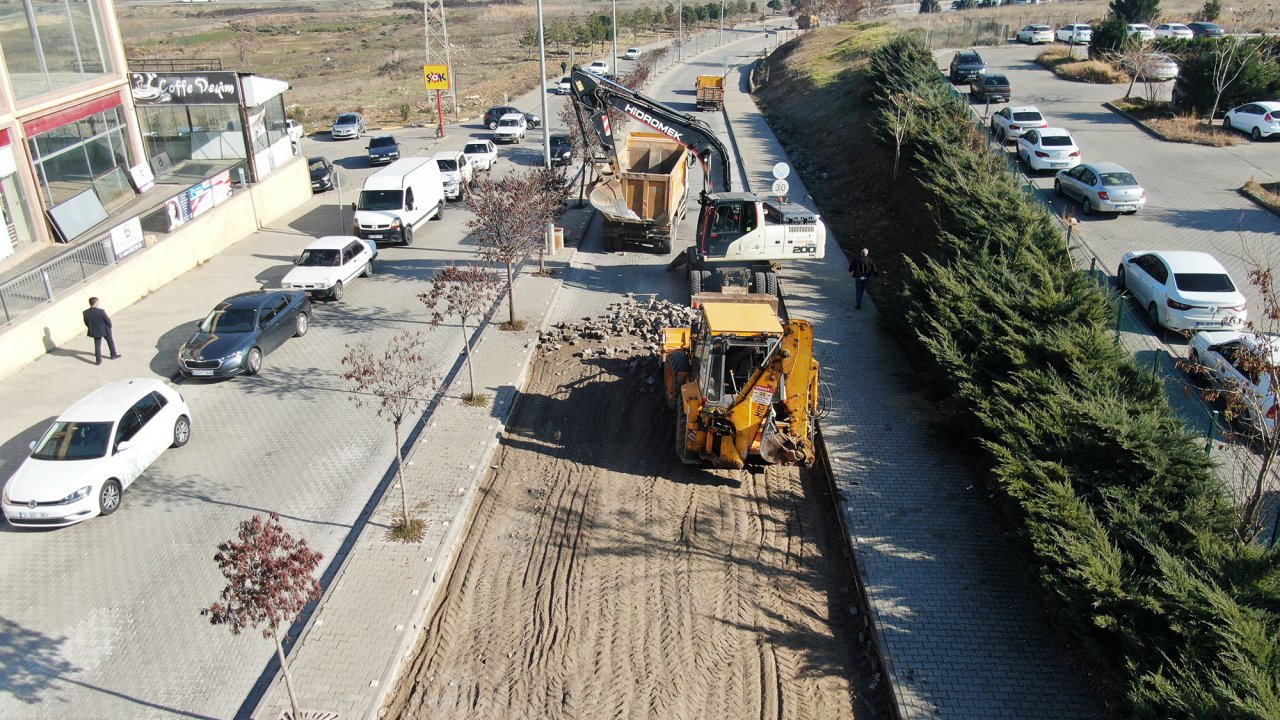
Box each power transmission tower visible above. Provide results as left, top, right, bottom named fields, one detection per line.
left=424, top=0, right=458, bottom=120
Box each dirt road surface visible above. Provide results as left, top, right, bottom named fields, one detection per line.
left=384, top=329, right=875, bottom=719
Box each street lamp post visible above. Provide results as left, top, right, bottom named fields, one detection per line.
left=612, top=0, right=618, bottom=72
left=678, top=0, right=683, bottom=61
left=536, top=0, right=551, bottom=170
left=719, top=0, right=724, bottom=45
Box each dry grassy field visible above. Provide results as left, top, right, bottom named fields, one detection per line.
left=117, top=0, right=708, bottom=130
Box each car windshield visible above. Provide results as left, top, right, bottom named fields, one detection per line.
left=1199, top=23, right=1221, bottom=30
left=985, top=75, right=1009, bottom=85
left=1031, top=25, right=1049, bottom=30
left=560, top=77, right=570, bottom=83
left=1100, top=172, right=1138, bottom=187
left=370, top=137, right=396, bottom=148
left=31, top=421, right=112, bottom=461
left=335, top=114, right=359, bottom=125
left=298, top=249, right=341, bottom=267
left=1175, top=273, right=1235, bottom=293
left=201, top=307, right=257, bottom=333
left=308, top=158, right=328, bottom=172
left=357, top=190, right=403, bottom=211
left=1041, top=135, right=1074, bottom=147
left=552, top=137, right=570, bottom=148
left=464, top=143, right=487, bottom=154
left=959, top=54, right=980, bottom=63
left=437, top=159, right=458, bottom=172
left=499, top=119, right=518, bottom=127
left=1012, top=111, right=1043, bottom=121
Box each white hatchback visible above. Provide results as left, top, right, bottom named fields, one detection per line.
left=464, top=140, right=498, bottom=173
left=990, top=105, right=1048, bottom=142
left=1056, top=24, right=1092, bottom=44
left=1016, top=127, right=1080, bottom=172
left=1016, top=24, right=1053, bottom=44
left=1189, top=330, right=1280, bottom=431
left=282, top=235, right=376, bottom=301
left=1223, top=101, right=1280, bottom=141
left=2, top=379, right=192, bottom=528
left=1118, top=250, right=1248, bottom=332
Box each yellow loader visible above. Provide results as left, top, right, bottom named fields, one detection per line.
left=662, top=298, right=820, bottom=469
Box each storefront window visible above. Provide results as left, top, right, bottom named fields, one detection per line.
left=0, top=149, right=37, bottom=261
left=137, top=104, right=244, bottom=175
left=0, top=0, right=115, bottom=101
left=29, top=105, right=133, bottom=209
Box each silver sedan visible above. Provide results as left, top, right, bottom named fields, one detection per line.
left=1054, top=161, right=1146, bottom=215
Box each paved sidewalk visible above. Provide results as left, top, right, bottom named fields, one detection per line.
left=721, top=62, right=1103, bottom=718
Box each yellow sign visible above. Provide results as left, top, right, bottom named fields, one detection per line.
left=423, top=65, right=450, bottom=91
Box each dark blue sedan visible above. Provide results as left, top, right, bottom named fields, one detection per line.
left=177, top=290, right=311, bottom=378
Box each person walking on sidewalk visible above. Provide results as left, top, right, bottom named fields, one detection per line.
left=848, top=248, right=878, bottom=311
left=83, top=297, right=120, bottom=365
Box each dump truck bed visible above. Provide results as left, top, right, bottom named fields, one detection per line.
left=695, top=75, right=725, bottom=111
left=591, top=131, right=689, bottom=252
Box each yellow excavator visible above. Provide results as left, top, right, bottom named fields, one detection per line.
left=662, top=298, right=820, bottom=469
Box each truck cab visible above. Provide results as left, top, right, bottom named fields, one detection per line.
left=695, top=195, right=824, bottom=262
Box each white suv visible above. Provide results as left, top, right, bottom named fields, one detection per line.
left=494, top=113, right=527, bottom=144
left=433, top=150, right=474, bottom=201
left=282, top=236, right=376, bottom=301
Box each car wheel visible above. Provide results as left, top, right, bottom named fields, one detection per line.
left=1147, top=302, right=1161, bottom=330
left=404, top=225, right=415, bottom=245
left=1082, top=198, right=1094, bottom=215
left=431, top=201, right=443, bottom=220
left=171, top=415, right=192, bottom=448
left=1223, top=117, right=1232, bottom=130
left=1116, top=264, right=1126, bottom=290
left=1252, top=126, right=1262, bottom=141
left=362, top=261, right=373, bottom=278
left=245, top=347, right=263, bottom=376
left=331, top=281, right=344, bottom=302
left=488, top=120, right=498, bottom=130
left=1053, top=179, right=1063, bottom=196
left=99, top=479, right=122, bottom=516
left=294, top=311, right=309, bottom=337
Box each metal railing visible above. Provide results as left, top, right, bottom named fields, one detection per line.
left=0, top=238, right=116, bottom=324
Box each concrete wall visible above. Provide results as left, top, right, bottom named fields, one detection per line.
left=0, top=156, right=311, bottom=382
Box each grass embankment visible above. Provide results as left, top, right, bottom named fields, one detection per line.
left=758, top=24, right=1280, bottom=718
left=1036, top=47, right=1126, bottom=83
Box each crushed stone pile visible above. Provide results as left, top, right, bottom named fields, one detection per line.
left=538, top=294, right=699, bottom=359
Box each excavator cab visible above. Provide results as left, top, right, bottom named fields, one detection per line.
left=697, top=195, right=759, bottom=257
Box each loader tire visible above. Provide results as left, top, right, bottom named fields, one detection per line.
left=664, top=352, right=691, bottom=410
left=689, top=269, right=703, bottom=296
left=752, top=271, right=767, bottom=294
left=765, top=272, right=778, bottom=297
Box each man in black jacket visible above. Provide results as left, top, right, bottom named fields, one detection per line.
left=848, top=248, right=878, bottom=311
left=83, top=297, right=120, bottom=365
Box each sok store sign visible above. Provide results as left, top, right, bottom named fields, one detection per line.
left=128, top=71, right=241, bottom=105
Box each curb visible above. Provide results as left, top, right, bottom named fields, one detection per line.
left=1102, top=101, right=1170, bottom=141
left=1239, top=184, right=1280, bottom=220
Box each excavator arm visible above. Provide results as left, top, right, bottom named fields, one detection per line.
left=568, top=66, right=733, bottom=196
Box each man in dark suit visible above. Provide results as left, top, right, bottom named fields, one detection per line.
left=83, top=297, right=120, bottom=365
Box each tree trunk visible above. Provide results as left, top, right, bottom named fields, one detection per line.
left=461, top=320, right=476, bottom=397
left=892, top=144, right=901, bottom=181
left=274, top=622, right=303, bottom=720
left=393, top=420, right=410, bottom=524
left=1237, top=448, right=1274, bottom=542
left=505, top=260, right=516, bottom=325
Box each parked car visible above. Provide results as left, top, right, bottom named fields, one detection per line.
left=1187, top=21, right=1226, bottom=37
left=948, top=50, right=986, bottom=83
left=494, top=113, right=527, bottom=143
left=1015, top=127, right=1080, bottom=172
left=286, top=119, right=305, bottom=143
left=1117, top=251, right=1247, bottom=332
left=308, top=156, right=335, bottom=192
left=556, top=76, right=572, bottom=94
left=622, top=47, right=642, bottom=60
left=550, top=133, right=573, bottom=166
left=990, top=105, right=1048, bottom=142
left=1122, top=52, right=1179, bottom=82
left=1154, top=22, right=1194, bottom=39
left=464, top=140, right=498, bottom=172
left=1056, top=24, right=1092, bottom=44
left=970, top=73, right=1011, bottom=102
left=1127, top=23, right=1156, bottom=41
left=1223, top=101, right=1280, bottom=140
left=587, top=60, right=610, bottom=75
left=178, top=290, right=311, bottom=378
left=367, top=135, right=401, bottom=165
left=1188, top=330, right=1280, bottom=431
left=2, top=379, right=192, bottom=528
left=1016, top=24, right=1054, bottom=44
left=330, top=112, right=366, bottom=140
left=281, top=236, right=375, bottom=301
left=1054, top=161, right=1147, bottom=215
left=433, top=149, right=474, bottom=201
left=483, top=106, right=541, bottom=130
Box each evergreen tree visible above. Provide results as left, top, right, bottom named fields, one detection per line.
left=1110, top=0, right=1160, bottom=24
left=1198, top=0, right=1221, bottom=21
left=1089, top=15, right=1132, bottom=58
left=919, top=0, right=941, bottom=12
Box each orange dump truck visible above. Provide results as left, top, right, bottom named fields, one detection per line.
left=590, top=131, right=689, bottom=254
left=695, top=75, right=725, bottom=111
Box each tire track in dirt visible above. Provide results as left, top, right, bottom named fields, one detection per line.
left=383, top=332, right=874, bottom=720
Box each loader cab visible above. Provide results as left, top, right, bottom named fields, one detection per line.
left=693, top=302, right=784, bottom=408
left=698, top=194, right=759, bottom=256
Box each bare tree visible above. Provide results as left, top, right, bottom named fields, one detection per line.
left=881, top=92, right=916, bottom=181
left=1107, top=36, right=1156, bottom=102
left=419, top=264, right=503, bottom=403
left=231, top=24, right=256, bottom=67
left=468, top=171, right=563, bottom=327
left=1203, top=20, right=1277, bottom=125
left=341, top=331, right=438, bottom=540
left=202, top=513, right=323, bottom=720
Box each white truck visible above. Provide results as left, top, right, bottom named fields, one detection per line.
left=432, top=150, right=473, bottom=201
left=351, top=158, right=445, bottom=245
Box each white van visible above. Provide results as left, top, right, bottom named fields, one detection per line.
left=432, top=150, right=473, bottom=201
left=352, top=158, right=444, bottom=245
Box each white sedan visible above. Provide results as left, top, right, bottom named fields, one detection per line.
left=464, top=140, right=498, bottom=172
left=281, top=235, right=375, bottom=301
left=1154, top=22, right=1194, bottom=39
left=586, top=60, right=610, bottom=75
left=1016, top=24, right=1054, bottom=44
left=2, top=379, right=192, bottom=528
left=1223, top=101, right=1280, bottom=141
left=1117, top=250, right=1247, bottom=332
left=1188, top=330, right=1280, bottom=431
left=1055, top=161, right=1146, bottom=215
left=494, top=113, right=527, bottom=143
left=1016, top=127, right=1080, bottom=172
left=990, top=105, right=1048, bottom=142
left=1056, top=24, right=1092, bottom=44
left=1127, top=23, right=1156, bottom=41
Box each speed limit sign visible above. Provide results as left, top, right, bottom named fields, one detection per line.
left=771, top=179, right=789, bottom=195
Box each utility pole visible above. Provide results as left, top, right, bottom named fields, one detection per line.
left=720, top=0, right=724, bottom=45
left=612, top=0, right=618, bottom=71
left=678, top=0, right=684, bottom=61
left=536, top=0, right=550, bottom=170
left=423, top=0, right=458, bottom=120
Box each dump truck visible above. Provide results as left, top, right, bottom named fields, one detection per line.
left=590, top=131, right=690, bottom=253
left=662, top=297, right=820, bottom=468
left=695, top=75, right=725, bottom=111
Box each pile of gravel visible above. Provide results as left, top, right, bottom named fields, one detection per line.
left=538, top=294, right=698, bottom=359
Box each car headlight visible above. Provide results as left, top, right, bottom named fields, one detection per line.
left=321, top=174, right=331, bottom=182
left=2, top=484, right=11, bottom=504
left=58, top=486, right=92, bottom=505
left=222, top=350, right=244, bottom=363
